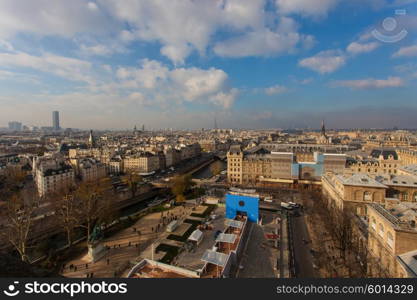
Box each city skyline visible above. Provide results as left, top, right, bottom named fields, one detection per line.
left=0, top=0, right=417, bottom=130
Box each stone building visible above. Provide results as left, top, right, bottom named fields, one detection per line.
left=398, top=148, right=417, bottom=165
left=345, top=148, right=401, bottom=176
left=322, top=173, right=417, bottom=217
left=123, top=152, right=160, bottom=174
left=227, top=145, right=346, bottom=186
left=367, top=202, right=417, bottom=277
left=34, top=157, right=75, bottom=197
left=322, top=173, right=387, bottom=216
left=78, top=158, right=107, bottom=182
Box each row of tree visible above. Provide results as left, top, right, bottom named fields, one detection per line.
left=1, top=171, right=118, bottom=262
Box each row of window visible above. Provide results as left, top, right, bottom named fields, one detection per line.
left=371, top=218, right=394, bottom=249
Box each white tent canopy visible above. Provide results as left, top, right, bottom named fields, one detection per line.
left=215, top=233, right=237, bottom=244
left=201, top=250, right=229, bottom=267
left=225, top=218, right=243, bottom=229
left=188, top=229, right=203, bottom=243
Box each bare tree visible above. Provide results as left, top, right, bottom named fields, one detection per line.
left=210, top=162, right=222, bottom=176
left=3, top=190, right=39, bottom=262
left=75, top=178, right=116, bottom=242
left=329, top=208, right=353, bottom=261
left=52, top=189, right=80, bottom=247
left=124, top=172, right=142, bottom=198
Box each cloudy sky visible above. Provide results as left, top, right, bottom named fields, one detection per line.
left=0, top=0, right=417, bottom=130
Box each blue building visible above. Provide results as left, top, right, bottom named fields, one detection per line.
left=225, top=192, right=259, bottom=223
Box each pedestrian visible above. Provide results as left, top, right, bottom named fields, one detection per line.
left=107, top=258, right=110, bottom=265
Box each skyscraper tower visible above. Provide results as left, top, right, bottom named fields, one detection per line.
left=321, top=119, right=326, bottom=137
left=52, top=111, right=60, bottom=131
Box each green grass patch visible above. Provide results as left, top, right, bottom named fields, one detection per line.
left=166, top=218, right=203, bottom=242
left=190, top=204, right=217, bottom=218
left=155, top=244, right=180, bottom=264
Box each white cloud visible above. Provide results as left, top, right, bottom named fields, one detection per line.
left=128, top=92, right=147, bottom=104
left=346, top=41, right=379, bottom=55
left=214, top=17, right=314, bottom=58
left=300, top=78, right=313, bottom=84
left=96, top=0, right=268, bottom=63
left=214, top=28, right=301, bottom=57
left=393, top=44, right=417, bottom=58
left=0, top=0, right=317, bottom=63
left=116, top=59, right=169, bottom=89
left=275, top=0, right=338, bottom=18
left=0, top=0, right=118, bottom=39
left=115, top=59, right=238, bottom=109
left=265, top=84, right=288, bottom=95
left=0, top=51, right=94, bottom=83
left=298, top=50, right=346, bottom=74
left=332, top=76, right=405, bottom=89
left=87, top=2, right=99, bottom=11
left=79, top=44, right=117, bottom=56
left=0, top=39, right=14, bottom=51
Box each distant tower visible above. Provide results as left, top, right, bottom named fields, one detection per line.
left=142, top=124, right=145, bottom=132
left=321, top=120, right=326, bottom=137
left=133, top=125, right=137, bottom=133
left=52, top=111, right=60, bottom=131
left=88, top=130, right=96, bottom=148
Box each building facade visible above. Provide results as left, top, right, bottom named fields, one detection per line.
left=367, top=202, right=417, bottom=278
left=227, top=145, right=346, bottom=186
left=34, top=157, right=75, bottom=197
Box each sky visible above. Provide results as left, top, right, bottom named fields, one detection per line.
left=0, top=0, right=417, bottom=130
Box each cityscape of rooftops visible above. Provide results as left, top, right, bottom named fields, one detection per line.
left=1, top=1, right=417, bottom=294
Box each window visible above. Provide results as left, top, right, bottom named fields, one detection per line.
left=364, top=191, right=372, bottom=201
left=371, top=217, right=376, bottom=230
left=379, top=224, right=384, bottom=237
left=387, top=232, right=394, bottom=248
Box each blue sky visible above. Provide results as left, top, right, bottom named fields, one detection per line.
left=0, top=0, right=417, bottom=130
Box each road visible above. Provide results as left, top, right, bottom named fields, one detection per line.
left=290, top=213, right=316, bottom=278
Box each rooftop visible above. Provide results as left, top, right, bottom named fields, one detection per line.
left=399, top=164, right=417, bottom=177
left=334, top=173, right=387, bottom=188
left=397, top=249, right=417, bottom=278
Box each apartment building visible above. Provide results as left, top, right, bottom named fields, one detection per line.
left=322, top=173, right=387, bottom=215
left=227, top=145, right=346, bottom=186
left=123, top=152, right=160, bottom=174
left=78, top=158, right=107, bottom=182
left=398, top=148, right=417, bottom=165
left=346, top=149, right=401, bottom=176
left=322, top=173, right=417, bottom=217
left=34, top=158, right=75, bottom=197
left=367, top=202, right=417, bottom=278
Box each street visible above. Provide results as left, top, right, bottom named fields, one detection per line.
left=290, top=213, right=317, bottom=278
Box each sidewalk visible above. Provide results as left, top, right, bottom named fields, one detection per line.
left=61, top=205, right=193, bottom=278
